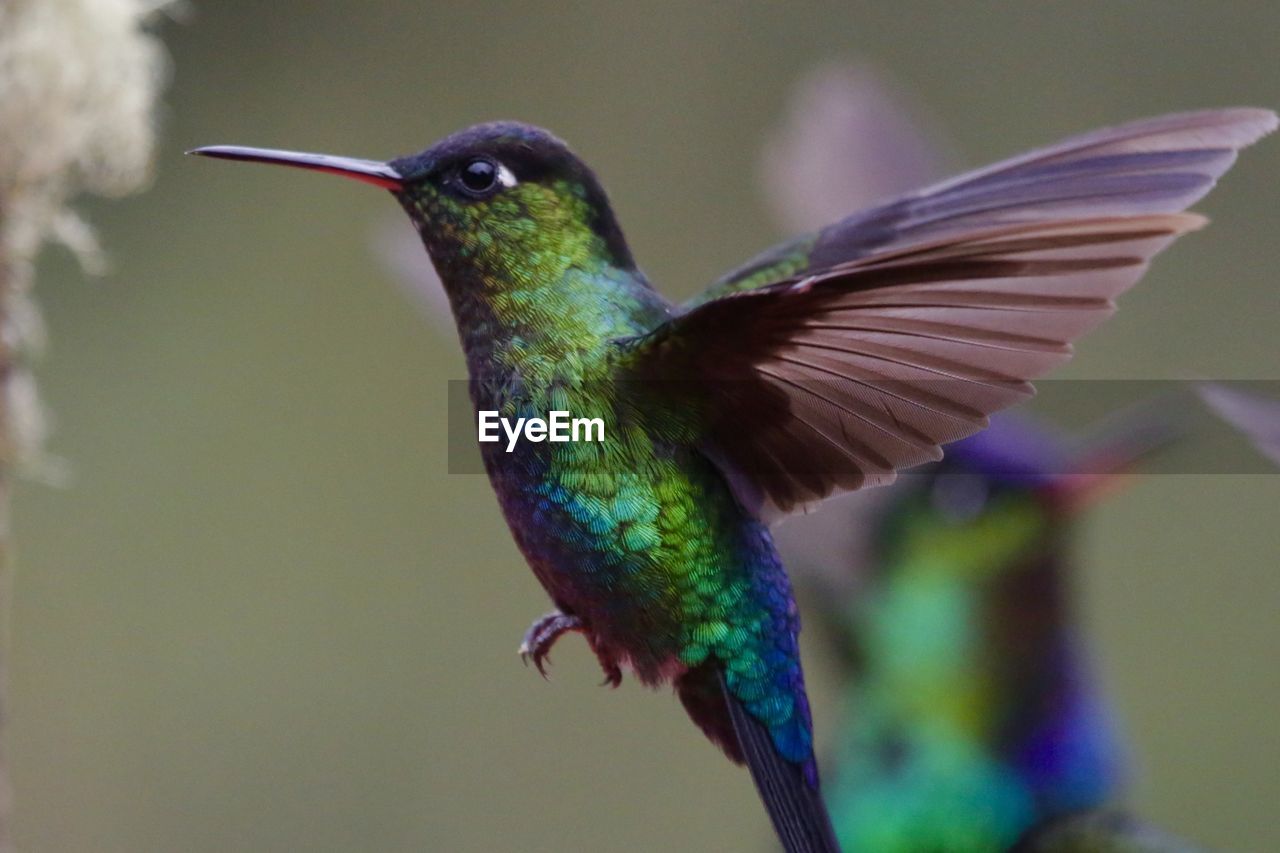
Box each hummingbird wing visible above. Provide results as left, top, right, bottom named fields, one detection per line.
left=695, top=108, right=1275, bottom=308
left=617, top=109, right=1275, bottom=519
left=759, top=62, right=947, bottom=233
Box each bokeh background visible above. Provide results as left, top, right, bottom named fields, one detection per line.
left=11, top=2, right=1280, bottom=850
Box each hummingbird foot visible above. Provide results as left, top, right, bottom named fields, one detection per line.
left=596, top=656, right=623, bottom=689
left=518, top=610, right=584, bottom=679
left=518, top=610, right=623, bottom=687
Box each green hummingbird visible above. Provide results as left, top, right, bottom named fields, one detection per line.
left=781, top=409, right=1194, bottom=852
left=192, top=107, right=1274, bottom=852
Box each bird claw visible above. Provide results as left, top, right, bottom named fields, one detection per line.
left=599, top=662, right=623, bottom=689
left=518, top=610, right=583, bottom=679
left=517, top=610, right=623, bottom=687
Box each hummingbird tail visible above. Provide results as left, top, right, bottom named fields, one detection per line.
left=692, top=667, right=840, bottom=853
left=675, top=664, right=744, bottom=763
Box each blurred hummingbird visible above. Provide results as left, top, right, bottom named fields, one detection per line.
left=781, top=411, right=1197, bottom=852
left=761, top=72, right=1212, bottom=851
left=192, top=107, right=1273, bottom=852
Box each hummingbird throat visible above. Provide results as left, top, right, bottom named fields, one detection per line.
left=397, top=179, right=662, bottom=381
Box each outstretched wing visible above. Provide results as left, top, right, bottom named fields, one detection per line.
left=694, top=108, right=1275, bottom=306
left=619, top=109, right=1275, bottom=519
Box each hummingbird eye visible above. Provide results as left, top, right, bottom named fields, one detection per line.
left=455, top=157, right=517, bottom=198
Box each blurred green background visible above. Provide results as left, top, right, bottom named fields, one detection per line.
left=11, top=2, right=1279, bottom=850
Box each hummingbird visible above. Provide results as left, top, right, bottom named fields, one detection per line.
left=192, top=107, right=1274, bottom=852
left=780, top=411, right=1190, bottom=852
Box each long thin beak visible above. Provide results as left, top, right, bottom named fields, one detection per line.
left=187, top=145, right=404, bottom=190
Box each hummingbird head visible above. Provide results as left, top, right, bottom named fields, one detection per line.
left=387, top=122, right=635, bottom=276
left=191, top=121, right=636, bottom=287
left=880, top=409, right=1176, bottom=577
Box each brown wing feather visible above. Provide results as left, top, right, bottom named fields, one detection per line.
left=625, top=214, right=1204, bottom=519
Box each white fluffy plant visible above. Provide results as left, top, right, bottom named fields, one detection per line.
left=0, top=0, right=174, bottom=845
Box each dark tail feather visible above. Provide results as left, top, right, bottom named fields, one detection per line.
left=718, top=670, right=841, bottom=853
left=676, top=664, right=745, bottom=763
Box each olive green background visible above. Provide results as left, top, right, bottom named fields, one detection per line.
left=12, top=2, right=1279, bottom=851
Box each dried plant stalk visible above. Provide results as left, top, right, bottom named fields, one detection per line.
left=0, top=1, right=174, bottom=845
